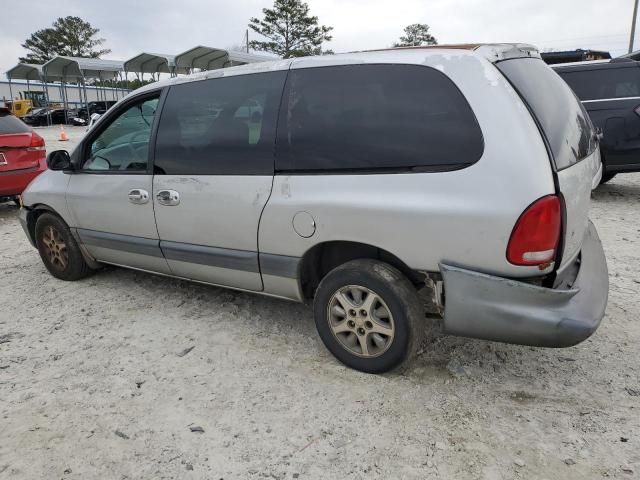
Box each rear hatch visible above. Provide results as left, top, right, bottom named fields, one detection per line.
left=0, top=111, right=42, bottom=172
left=495, top=57, right=599, bottom=268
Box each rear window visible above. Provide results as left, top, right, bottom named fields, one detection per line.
left=497, top=58, right=596, bottom=171
left=275, top=64, right=484, bottom=173
left=0, top=112, right=31, bottom=134
left=558, top=66, right=640, bottom=100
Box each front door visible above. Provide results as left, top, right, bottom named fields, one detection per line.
left=66, top=92, right=171, bottom=274
left=152, top=70, right=287, bottom=290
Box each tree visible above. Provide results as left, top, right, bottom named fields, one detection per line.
left=394, top=24, right=437, bottom=47
left=249, top=0, right=333, bottom=58
left=19, top=28, right=60, bottom=64
left=19, top=16, right=110, bottom=64
left=53, top=16, right=110, bottom=58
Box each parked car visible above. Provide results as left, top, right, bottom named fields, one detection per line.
left=22, top=108, right=73, bottom=126
left=70, top=111, right=104, bottom=128
left=76, top=101, right=117, bottom=120
left=19, top=107, right=47, bottom=125
left=553, top=58, right=640, bottom=183
left=19, top=45, right=608, bottom=373
left=0, top=108, right=47, bottom=202
left=21, top=108, right=49, bottom=126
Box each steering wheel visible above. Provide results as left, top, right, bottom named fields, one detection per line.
left=86, top=155, right=111, bottom=170
left=121, top=131, right=149, bottom=170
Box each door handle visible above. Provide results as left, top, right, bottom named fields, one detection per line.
left=156, top=189, right=180, bottom=206
left=128, top=189, right=149, bottom=204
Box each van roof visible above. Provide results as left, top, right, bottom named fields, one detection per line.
left=362, top=43, right=540, bottom=62
left=134, top=43, right=540, bottom=96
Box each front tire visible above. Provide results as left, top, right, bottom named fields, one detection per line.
left=35, top=213, right=92, bottom=281
left=313, top=259, right=424, bottom=373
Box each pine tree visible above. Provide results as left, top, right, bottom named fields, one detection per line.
left=249, top=0, right=333, bottom=58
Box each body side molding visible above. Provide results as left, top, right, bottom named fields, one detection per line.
left=77, top=228, right=163, bottom=258
left=160, top=241, right=260, bottom=273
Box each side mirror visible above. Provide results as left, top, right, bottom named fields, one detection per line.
left=47, top=150, right=72, bottom=171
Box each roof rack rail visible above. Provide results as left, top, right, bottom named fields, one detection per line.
left=611, top=57, right=635, bottom=63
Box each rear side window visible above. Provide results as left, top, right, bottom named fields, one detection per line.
left=558, top=66, right=640, bottom=100
left=497, top=58, right=596, bottom=171
left=276, top=64, right=483, bottom=173
left=0, top=112, right=31, bottom=134
left=155, top=71, right=287, bottom=175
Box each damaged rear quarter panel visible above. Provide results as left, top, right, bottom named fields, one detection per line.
left=259, top=51, right=555, bottom=279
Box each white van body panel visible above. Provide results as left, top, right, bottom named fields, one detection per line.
left=557, top=149, right=600, bottom=266
left=19, top=46, right=607, bottom=352
left=260, top=50, right=556, bottom=278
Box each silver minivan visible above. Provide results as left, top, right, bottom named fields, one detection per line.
left=20, top=44, right=609, bottom=373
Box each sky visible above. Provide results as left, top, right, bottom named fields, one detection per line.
left=1, top=0, right=639, bottom=75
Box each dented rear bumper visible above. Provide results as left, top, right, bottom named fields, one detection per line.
left=440, top=221, right=608, bottom=347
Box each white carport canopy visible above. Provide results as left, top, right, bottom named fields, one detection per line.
left=42, top=56, right=123, bottom=80
left=123, top=52, right=188, bottom=76
left=175, top=46, right=273, bottom=71
left=40, top=57, right=126, bottom=121
left=4, top=63, right=46, bottom=105
left=6, top=63, right=43, bottom=81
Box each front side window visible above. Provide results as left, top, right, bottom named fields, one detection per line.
left=276, top=64, right=484, bottom=172
left=154, top=71, right=286, bottom=175
left=83, top=96, right=159, bottom=172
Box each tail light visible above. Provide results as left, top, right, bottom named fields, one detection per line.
left=28, top=131, right=46, bottom=151
left=507, top=195, right=562, bottom=266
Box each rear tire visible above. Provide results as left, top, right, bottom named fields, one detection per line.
left=313, top=259, right=424, bottom=373
left=35, top=213, right=92, bottom=281
left=599, top=172, right=616, bottom=185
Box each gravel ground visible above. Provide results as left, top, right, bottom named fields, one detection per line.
left=0, top=135, right=639, bottom=479
left=34, top=124, right=87, bottom=150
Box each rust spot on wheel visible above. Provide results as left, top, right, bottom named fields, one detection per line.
left=41, top=225, right=68, bottom=271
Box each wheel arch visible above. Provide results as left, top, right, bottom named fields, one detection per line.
left=26, top=204, right=100, bottom=270
left=24, top=204, right=63, bottom=245
left=297, top=240, right=423, bottom=301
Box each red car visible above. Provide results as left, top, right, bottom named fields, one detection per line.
left=0, top=108, right=47, bottom=202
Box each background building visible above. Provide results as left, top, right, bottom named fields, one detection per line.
left=0, top=79, right=127, bottom=108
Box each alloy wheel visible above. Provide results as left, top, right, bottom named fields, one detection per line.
left=41, top=225, right=68, bottom=271
left=327, top=285, right=395, bottom=358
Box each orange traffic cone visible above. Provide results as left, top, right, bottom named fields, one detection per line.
left=58, top=125, right=69, bottom=142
